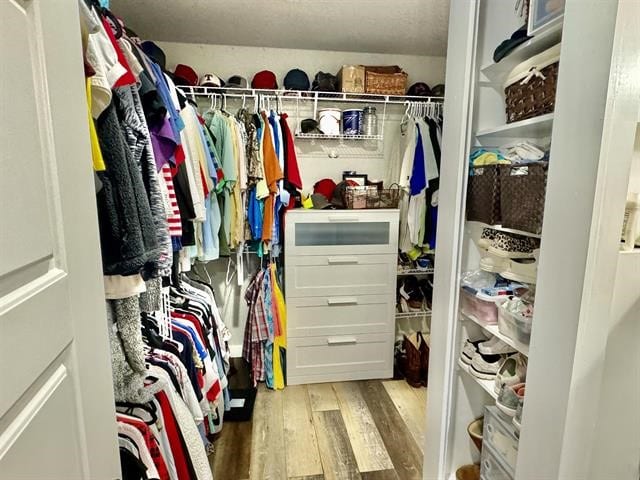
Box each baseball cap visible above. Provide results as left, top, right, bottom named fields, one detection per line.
left=310, top=193, right=333, bottom=209
left=199, top=73, right=225, bottom=88
left=173, top=64, right=199, bottom=87
left=140, top=41, right=166, bottom=70
left=332, top=180, right=359, bottom=208
left=407, top=82, right=433, bottom=97
left=251, top=70, right=278, bottom=89
left=284, top=69, right=310, bottom=90
left=226, top=75, right=248, bottom=89
left=313, top=178, right=337, bottom=200
left=300, top=119, right=323, bottom=134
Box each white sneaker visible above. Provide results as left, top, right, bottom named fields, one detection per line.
left=470, top=353, right=506, bottom=380
left=478, top=336, right=517, bottom=355
left=500, top=256, right=538, bottom=284
left=493, top=354, right=527, bottom=394
left=479, top=255, right=511, bottom=273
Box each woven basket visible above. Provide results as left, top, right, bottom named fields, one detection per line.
left=500, top=162, right=548, bottom=234
left=365, top=66, right=408, bottom=95
left=466, top=165, right=502, bottom=225
left=345, top=185, right=400, bottom=209
left=504, top=44, right=560, bottom=123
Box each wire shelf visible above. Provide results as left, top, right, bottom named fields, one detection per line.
left=395, top=309, right=432, bottom=319
left=295, top=133, right=383, bottom=141
left=397, top=267, right=435, bottom=276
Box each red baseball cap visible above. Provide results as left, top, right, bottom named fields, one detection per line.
left=251, top=70, right=278, bottom=89
left=174, top=64, right=199, bottom=87
left=313, top=179, right=337, bottom=200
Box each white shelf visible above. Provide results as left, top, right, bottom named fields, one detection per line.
left=397, top=267, right=434, bottom=276
left=460, top=312, right=529, bottom=357
left=458, top=360, right=498, bottom=400
left=481, top=23, right=563, bottom=85
left=475, top=113, right=554, bottom=143
left=295, top=133, right=382, bottom=141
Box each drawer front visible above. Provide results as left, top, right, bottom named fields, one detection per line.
left=480, top=443, right=514, bottom=480
left=285, top=254, right=396, bottom=298
left=287, top=333, right=393, bottom=385
left=287, top=294, right=395, bottom=337
left=484, top=407, right=519, bottom=474
left=285, top=210, right=399, bottom=256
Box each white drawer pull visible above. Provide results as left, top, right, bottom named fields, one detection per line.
left=327, top=337, right=357, bottom=345
left=327, top=297, right=358, bottom=306
left=327, top=256, right=358, bottom=265
left=328, top=217, right=359, bottom=222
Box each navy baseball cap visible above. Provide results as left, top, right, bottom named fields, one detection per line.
left=284, top=69, right=310, bottom=91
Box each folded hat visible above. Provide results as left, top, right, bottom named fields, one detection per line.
left=313, top=178, right=337, bottom=200
left=252, top=70, right=278, bottom=89
left=300, top=118, right=324, bottom=134
left=199, top=73, right=224, bottom=88
left=226, top=75, right=248, bottom=89
left=493, top=25, right=531, bottom=63
left=173, top=64, right=199, bottom=87
left=284, top=69, right=310, bottom=90
left=431, top=84, right=445, bottom=96
left=140, top=41, right=166, bottom=70
left=407, top=82, right=433, bottom=97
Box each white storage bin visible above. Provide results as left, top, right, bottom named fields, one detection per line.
left=460, top=288, right=508, bottom=325
left=497, top=301, right=533, bottom=347
left=484, top=406, right=519, bottom=474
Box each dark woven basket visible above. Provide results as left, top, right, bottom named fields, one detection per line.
left=505, top=62, right=559, bottom=123
left=466, top=165, right=502, bottom=225
left=500, top=162, right=548, bottom=234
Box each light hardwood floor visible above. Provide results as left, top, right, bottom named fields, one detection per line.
left=210, top=380, right=427, bottom=480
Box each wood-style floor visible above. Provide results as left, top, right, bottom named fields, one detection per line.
left=209, top=380, right=427, bottom=480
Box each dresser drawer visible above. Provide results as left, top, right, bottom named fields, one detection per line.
left=285, top=209, right=399, bottom=256
left=484, top=406, right=519, bottom=474
left=287, top=333, right=393, bottom=385
left=285, top=254, right=396, bottom=298
left=287, top=294, right=394, bottom=337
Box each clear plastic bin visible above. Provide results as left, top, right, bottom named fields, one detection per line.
left=459, top=288, right=507, bottom=325
left=498, top=302, right=533, bottom=346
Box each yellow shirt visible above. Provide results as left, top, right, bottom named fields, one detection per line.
left=86, top=79, right=106, bottom=171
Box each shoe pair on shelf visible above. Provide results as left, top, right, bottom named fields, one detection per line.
left=401, top=331, right=430, bottom=388
left=478, top=228, right=539, bottom=284
left=398, top=276, right=432, bottom=311
left=494, top=353, right=526, bottom=429
left=459, top=335, right=518, bottom=379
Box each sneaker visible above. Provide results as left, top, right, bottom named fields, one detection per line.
left=399, top=276, right=424, bottom=310
left=416, top=256, right=433, bottom=271
left=418, top=279, right=433, bottom=309
left=493, top=354, right=527, bottom=395
left=478, top=336, right=517, bottom=355
left=500, top=256, right=538, bottom=284
left=460, top=339, right=484, bottom=366
left=478, top=228, right=499, bottom=250
left=496, top=382, right=525, bottom=417
left=470, top=352, right=506, bottom=380
left=513, top=397, right=524, bottom=433
left=488, top=232, right=540, bottom=258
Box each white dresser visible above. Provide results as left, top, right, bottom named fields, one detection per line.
left=284, top=209, right=399, bottom=385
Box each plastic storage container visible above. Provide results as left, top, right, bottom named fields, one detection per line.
left=497, top=302, right=533, bottom=346
left=484, top=406, right=519, bottom=474
left=460, top=288, right=507, bottom=325
left=480, top=443, right=514, bottom=480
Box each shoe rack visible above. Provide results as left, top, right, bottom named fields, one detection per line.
left=424, top=1, right=640, bottom=479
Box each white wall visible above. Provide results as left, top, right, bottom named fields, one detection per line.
left=157, top=41, right=446, bottom=89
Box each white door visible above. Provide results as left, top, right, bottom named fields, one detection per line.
left=0, top=1, right=120, bottom=479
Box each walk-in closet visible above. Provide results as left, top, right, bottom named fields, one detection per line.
left=0, top=1, right=638, bottom=480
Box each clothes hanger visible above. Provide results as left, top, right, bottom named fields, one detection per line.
left=400, top=101, right=411, bottom=135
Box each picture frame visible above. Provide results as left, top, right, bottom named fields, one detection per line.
left=342, top=173, right=368, bottom=186
left=527, top=0, right=565, bottom=36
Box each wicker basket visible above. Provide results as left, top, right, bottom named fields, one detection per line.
left=500, top=162, right=548, bottom=234
left=466, top=165, right=503, bottom=225
left=504, top=44, right=560, bottom=123
left=345, top=185, right=400, bottom=209
left=365, top=66, right=408, bottom=95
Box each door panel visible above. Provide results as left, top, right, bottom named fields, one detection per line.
left=0, top=0, right=119, bottom=477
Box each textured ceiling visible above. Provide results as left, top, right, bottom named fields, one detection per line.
left=110, top=0, right=450, bottom=56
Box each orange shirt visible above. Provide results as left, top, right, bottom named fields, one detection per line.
left=261, top=113, right=284, bottom=242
